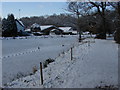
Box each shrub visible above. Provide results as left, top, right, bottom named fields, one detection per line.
left=43, top=58, right=55, bottom=68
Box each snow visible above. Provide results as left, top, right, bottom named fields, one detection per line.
left=51, top=29, right=57, bottom=32
left=40, top=25, right=53, bottom=31
left=25, top=29, right=31, bottom=32
left=83, top=32, right=90, bottom=35
left=31, top=23, right=40, bottom=28
left=4, top=37, right=118, bottom=88
left=59, top=27, right=71, bottom=32
left=2, top=35, right=78, bottom=85
left=71, top=31, right=77, bottom=34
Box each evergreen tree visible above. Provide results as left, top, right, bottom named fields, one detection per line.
left=2, top=18, right=9, bottom=37
left=7, top=14, right=17, bottom=37
left=2, top=14, right=17, bottom=37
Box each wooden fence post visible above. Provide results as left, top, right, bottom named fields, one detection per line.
left=40, top=62, right=43, bottom=85
left=71, top=48, right=73, bottom=60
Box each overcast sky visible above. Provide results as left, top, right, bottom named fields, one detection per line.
left=2, top=2, right=68, bottom=18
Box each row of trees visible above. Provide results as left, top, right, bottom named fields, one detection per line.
left=20, top=14, right=77, bottom=29
left=110, top=2, right=120, bottom=44
left=2, top=14, right=17, bottom=37
left=66, top=1, right=120, bottom=43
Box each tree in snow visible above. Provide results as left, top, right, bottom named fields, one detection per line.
left=2, top=14, right=17, bottom=37
left=88, top=2, right=108, bottom=39
left=66, top=2, right=90, bottom=42
left=66, top=1, right=115, bottom=39
left=109, top=2, right=120, bottom=44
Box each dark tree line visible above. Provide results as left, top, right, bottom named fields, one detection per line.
left=20, top=14, right=77, bottom=29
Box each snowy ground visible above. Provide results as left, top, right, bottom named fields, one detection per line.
left=4, top=37, right=118, bottom=88
left=2, top=35, right=79, bottom=85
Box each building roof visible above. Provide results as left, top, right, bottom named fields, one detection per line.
left=51, top=29, right=63, bottom=32
left=31, top=23, right=40, bottom=28
left=25, top=29, right=31, bottom=32
left=59, top=27, right=72, bottom=32
left=15, top=19, right=24, bottom=27
left=40, top=25, right=54, bottom=31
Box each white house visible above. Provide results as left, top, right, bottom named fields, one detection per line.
left=15, top=19, right=25, bottom=33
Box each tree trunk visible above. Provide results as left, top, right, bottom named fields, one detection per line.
left=102, top=16, right=106, bottom=39
left=77, top=15, right=82, bottom=42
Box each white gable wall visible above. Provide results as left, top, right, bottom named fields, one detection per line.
left=16, top=21, right=25, bottom=32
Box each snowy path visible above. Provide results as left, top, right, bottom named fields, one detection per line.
left=5, top=38, right=118, bottom=88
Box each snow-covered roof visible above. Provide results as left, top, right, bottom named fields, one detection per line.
left=72, top=31, right=77, bottom=34
left=25, top=29, right=31, bottom=32
left=51, top=29, right=56, bottom=32
left=51, top=29, right=63, bottom=32
left=40, top=25, right=54, bottom=31
left=31, top=23, right=40, bottom=28
left=19, top=21, right=24, bottom=27
left=59, top=27, right=72, bottom=32
left=83, top=32, right=90, bottom=35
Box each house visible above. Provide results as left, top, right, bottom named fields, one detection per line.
left=15, top=19, right=30, bottom=36
left=26, top=24, right=78, bottom=36
left=50, top=29, right=63, bottom=35
left=31, top=23, right=41, bottom=32
left=40, top=25, right=58, bottom=35
left=30, top=24, right=64, bottom=35
left=15, top=19, right=25, bottom=33
left=59, top=27, right=77, bottom=35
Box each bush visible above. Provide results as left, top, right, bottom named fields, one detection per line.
left=95, top=33, right=106, bottom=39
left=43, top=58, right=55, bottom=68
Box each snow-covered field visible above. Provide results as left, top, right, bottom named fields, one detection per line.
left=4, top=37, right=118, bottom=88
left=2, top=35, right=79, bottom=85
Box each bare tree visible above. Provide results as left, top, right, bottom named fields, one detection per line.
left=67, top=1, right=113, bottom=39
left=89, top=2, right=108, bottom=39
left=109, top=2, right=120, bottom=17
left=109, top=2, right=120, bottom=43
left=67, top=2, right=90, bottom=42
